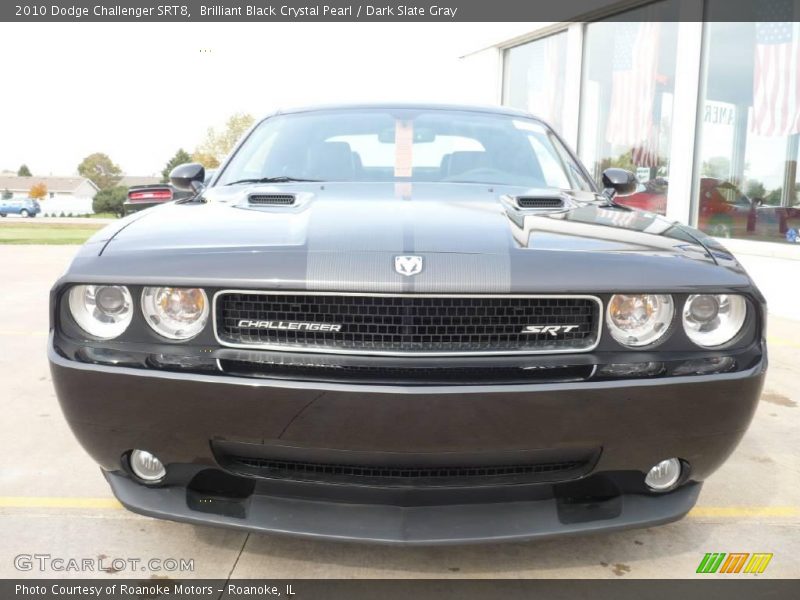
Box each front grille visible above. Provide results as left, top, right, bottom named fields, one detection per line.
left=215, top=292, right=601, bottom=356
left=223, top=456, right=592, bottom=487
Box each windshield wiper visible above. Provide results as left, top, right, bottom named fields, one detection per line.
left=225, top=176, right=320, bottom=186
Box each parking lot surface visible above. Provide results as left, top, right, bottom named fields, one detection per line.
left=1, top=245, right=798, bottom=579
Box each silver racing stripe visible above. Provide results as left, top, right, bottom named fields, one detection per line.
left=304, top=191, right=513, bottom=293
left=306, top=252, right=405, bottom=292
left=404, top=253, right=511, bottom=293
left=407, top=199, right=512, bottom=293
left=305, top=197, right=404, bottom=291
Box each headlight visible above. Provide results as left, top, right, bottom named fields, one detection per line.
left=141, top=287, right=209, bottom=340
left=606, top=294, right=674, bottom=347
left=68, top=285, right=133, bottom=339
left=683, top=294, right=746, bottom=347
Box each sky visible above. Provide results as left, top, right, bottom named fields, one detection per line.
left=0, top=22, right=530, bottom=177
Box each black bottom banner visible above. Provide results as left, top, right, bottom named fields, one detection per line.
left=2, top=579, right=800, bottom=600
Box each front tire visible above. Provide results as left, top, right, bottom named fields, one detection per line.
left=20, top=209, right=29, bottom=218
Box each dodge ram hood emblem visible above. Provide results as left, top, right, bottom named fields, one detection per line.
left=394, top=255, right=423, bottom=277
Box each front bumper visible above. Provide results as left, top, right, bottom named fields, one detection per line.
left=50, top=339, right=765, bottom=544
left=106, top=470, right=702, bottom=544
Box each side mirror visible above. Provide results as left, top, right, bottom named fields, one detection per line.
left=601, top=168, right=638, bottom=199
left=169, top=162, right=206, bottom=193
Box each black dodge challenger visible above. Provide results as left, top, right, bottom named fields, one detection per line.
left=50, top=104, right=766, bottom=544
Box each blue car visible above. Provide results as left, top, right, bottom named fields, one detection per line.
left=0, top=198, right=41, bottom=217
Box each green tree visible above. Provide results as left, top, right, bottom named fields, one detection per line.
left=701, top=156, right=731, bottom=180
left=764, top=187, right=782, bottom=206
left=92, top=186, right=128, bottom=216
left=17, top=164, right=32, bottom=177
left=193, top=112, right=254, bottom=166
left=745, top=180, right=766, bottom=200
left=161, top=148, right=193, bottom=182
left=1, top=189, right=11, bottom=200
left=78, top=153, right=122, bottom=190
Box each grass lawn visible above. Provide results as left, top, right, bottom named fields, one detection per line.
left=0, top=222, right=106, bottom=245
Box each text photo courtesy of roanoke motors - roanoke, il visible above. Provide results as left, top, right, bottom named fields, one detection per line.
left=0, top=1, right=799, bottom=599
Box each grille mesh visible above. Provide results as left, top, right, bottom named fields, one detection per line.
left=225, top=456, right=589, bottom=486
left=219, top=359, right=594, bottom=385
left=248, top=194, right=295, bottom=205
left=216, top=293, right=599, bottom=355
left=516, top=197, right=564, bottom=209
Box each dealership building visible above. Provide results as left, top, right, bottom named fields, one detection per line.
left=463, top=0, right=800, bottom=258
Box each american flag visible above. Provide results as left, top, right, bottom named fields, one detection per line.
left=605, top=22, right=661, bottom=167
left=525, top=33, right=565, bottom=131
left=752, top=19, right=800, bottom=137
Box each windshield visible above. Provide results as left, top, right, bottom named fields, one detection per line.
left=216, top=108, right=593, bottom=190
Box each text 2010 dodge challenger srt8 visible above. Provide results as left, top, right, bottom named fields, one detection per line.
left=49, top=104, right=766, bottom=544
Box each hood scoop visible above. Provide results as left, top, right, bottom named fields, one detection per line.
left=248, top=193, right=296, bottom=206
left=515, top=196, right=565, bottom=210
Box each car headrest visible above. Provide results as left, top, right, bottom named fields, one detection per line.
left=351, top=151, right=363, bottom=174
left=306, top=142, right=354, bottom=181
left=447, top=151, right=490, bottom=177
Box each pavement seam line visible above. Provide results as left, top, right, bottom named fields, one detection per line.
left=0, top=497, right=123, bottom=509
left=219, top=533, right=250, bottom=599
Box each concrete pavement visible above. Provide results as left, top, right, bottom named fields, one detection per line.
left=0, top=215, right=116, bottom=225
left=0, top=245, right=798, bottom=579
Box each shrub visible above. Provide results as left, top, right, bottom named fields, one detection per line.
left=92, top=186, right=128, bottom=217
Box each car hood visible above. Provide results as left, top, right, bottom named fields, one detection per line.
left=69, top=182, right=751, bottom=293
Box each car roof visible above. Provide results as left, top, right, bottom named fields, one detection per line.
left=271, top=102, right=540, bottom=120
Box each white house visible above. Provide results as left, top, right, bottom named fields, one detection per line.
left=118, top=176, right=161, bottom=188
left=0, top=175, right=100, bottom=216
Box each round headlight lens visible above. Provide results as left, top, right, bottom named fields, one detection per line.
left=683, top=294, right=747, bottom=347
left=141, top=287, right=209, bottom=340
left=606, top=294, right=674, bottom=347
left=68, top=285, right=133, bottom=339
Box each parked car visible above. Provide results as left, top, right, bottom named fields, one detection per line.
left=696, top=178, right=758, bottom=238
left=617, top=177, right=668, bottom=215
left=122, top=184, right=192, bottom=215
left=753, top=202, right=800, bottom=240
left=0, top=197, right=41, bottom=217
left=618, top=177, right=763, bottom=238
left=49, top=104, right=766, bottom=544
left=123, top=172, right=216, bottom=216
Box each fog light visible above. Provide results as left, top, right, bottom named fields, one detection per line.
left=129, top=449, right=166, bottom=482
left=644, top=458, right=682, bottom=491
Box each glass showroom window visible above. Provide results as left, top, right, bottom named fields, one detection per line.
left=578, top=2, right=679, bottom=215
left=695, top=5, right=800, bottom=244
left=503, top=32, right=568, bottom=134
